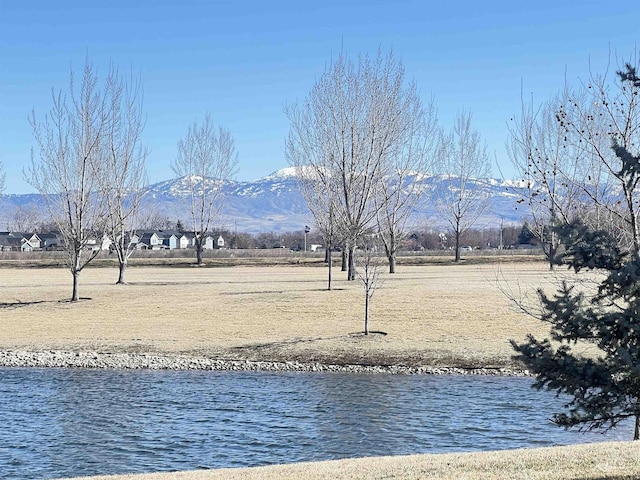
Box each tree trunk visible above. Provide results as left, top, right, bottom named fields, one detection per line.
left=635, top=414, right=639, bottom=441
left=196, top=238, right=203, bottom=265
left=454, top=229, right=461, bottom=262
left=341, top=249, right=347, bottom=272
left=324, top=248, right=330, bottom=264
left=71, top=270, right=80, bottom=302
left=327, top=247, right=333, bottom=291
left=548, top=243, right=556, bottom=271
left=626, top=189, right=640, bottom=256
left=348, top=245, right=356, bottom=281
left=364, top=291, right=369, bottom=335
left=547, top=231, right=556, bottom=271
left=117, top=259, right=127, bottom=285
left=383, top=233, right=396, bottom=274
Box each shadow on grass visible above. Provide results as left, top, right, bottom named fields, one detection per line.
left=229, top=337, right=330, bottom=352
left=57, top=297, right=92, bottom=304
left=227, top=334, right=365, bottom=354
left=0, top=300, right=50, bottom=309
left=229, top=331, right=389, bottom=355
left=223, top=290, right=285, bottom=296
left=349, top=331, right=387, bottom=336
left=0, top=297, right=94, bottom=309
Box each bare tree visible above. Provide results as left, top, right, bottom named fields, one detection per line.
left=376, top=98, right=439, bottom=273
left=355, top=235, right=384, bottom=335
left=172, top=113, right=238, bottom=265
left=291, top=165, right=344, bottom=290
left=501, top=53, right=640, bottom=362
left=558, top=56, right=640, bottom=253
left=316, top=202, right=341, bottom=291
left=507, top=91, right=582, bottom=268
left=9, top=205, right=42, bottom=232
left=285, top=102, right=346, bottom=289
left=28, top=59, right=108, bottom=301
left=286, top=50, right=426, bottom=280
left=137, top=210, right=175, bottom=231
left=99, top=67, right=148, bottom=284
left=436, top=111, right=491, bottom=262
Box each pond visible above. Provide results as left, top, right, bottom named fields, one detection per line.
left=0, top=368, right=631, bottom=479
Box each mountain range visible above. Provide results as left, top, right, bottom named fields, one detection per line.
left=0, top=168, right=528, bottom=233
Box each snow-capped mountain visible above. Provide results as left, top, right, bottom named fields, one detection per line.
left=0, top=169, right=527, bottom=233
left=140, top=169, right=310, bottom=232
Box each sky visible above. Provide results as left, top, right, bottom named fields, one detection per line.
left=1, top=0, right=640, bottom=194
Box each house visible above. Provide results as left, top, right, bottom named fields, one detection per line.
left=0, top=235, right=26, bottom=252
left=85, top=234, right=112, bottom=251
left=0, top=228, right=227, bottom=253
left=177, top=233, right=189, bottom=249
left=135, top=232, right=167, bottom=250
left=0, top=230, right=112, bottom=252
left=159, top=230, right=190, bottom=249
left=0, top=232, right=41, bottom=252
left=159, top=233, right=178, bottom=250
left=184, top=232, right=215, bottom=250
left=128, top=231, right=145, bottom=247
left=20, top=233, right=42, bottom=250
left=129, top=230, right=194, bottom=250
left=38, top=232, right=63, bottom=250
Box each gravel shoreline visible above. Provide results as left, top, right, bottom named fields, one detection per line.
left=0, top=350, right=530, bottom=376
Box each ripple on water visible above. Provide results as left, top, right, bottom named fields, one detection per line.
left=0, top=368, right=633, bottom=480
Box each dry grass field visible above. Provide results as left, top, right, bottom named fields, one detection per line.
left=5, top=259, right=630, bottom=480
left=63, top=441, right=640, bottom=480
left=0, top=259, right=559, bottom=367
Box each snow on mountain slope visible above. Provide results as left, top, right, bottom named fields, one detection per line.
left=0, top=168, right=527, bottom=233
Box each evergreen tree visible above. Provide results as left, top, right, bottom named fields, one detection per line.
left=511, top=60, right=640, bottom=441
left=517, top=222, right=537, bottom=245
left=511, top=167, right=640, bottom=440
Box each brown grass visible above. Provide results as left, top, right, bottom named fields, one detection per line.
left=0, top=261, right=555, bottom=367
left=61, top=441, right=640, bottom=480
left=7, top=260, right=627, bottom=480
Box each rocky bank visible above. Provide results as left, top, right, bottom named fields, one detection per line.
left=0, top=350, right=530, bottom=376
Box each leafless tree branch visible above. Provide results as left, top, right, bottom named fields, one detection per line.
left=98, top=65, right=149, bottom=284
left=27, top=58, right=109, bottom=301
left=436, top=111, right=491, bottom=261
left=172, top=113, right=238, bottom=265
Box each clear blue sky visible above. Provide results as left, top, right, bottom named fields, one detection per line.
left=1, top=0, right=639, bottom=194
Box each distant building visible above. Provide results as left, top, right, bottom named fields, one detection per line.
left=0, top=232, right=41, bottom=252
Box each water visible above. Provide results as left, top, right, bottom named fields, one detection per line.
left=0, top=368, right=632, bottom=479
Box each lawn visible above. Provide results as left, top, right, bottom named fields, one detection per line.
left=0, top=261, right=554, bottom=368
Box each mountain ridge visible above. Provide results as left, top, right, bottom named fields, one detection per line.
left=0, top=168, right=526, bottom=233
